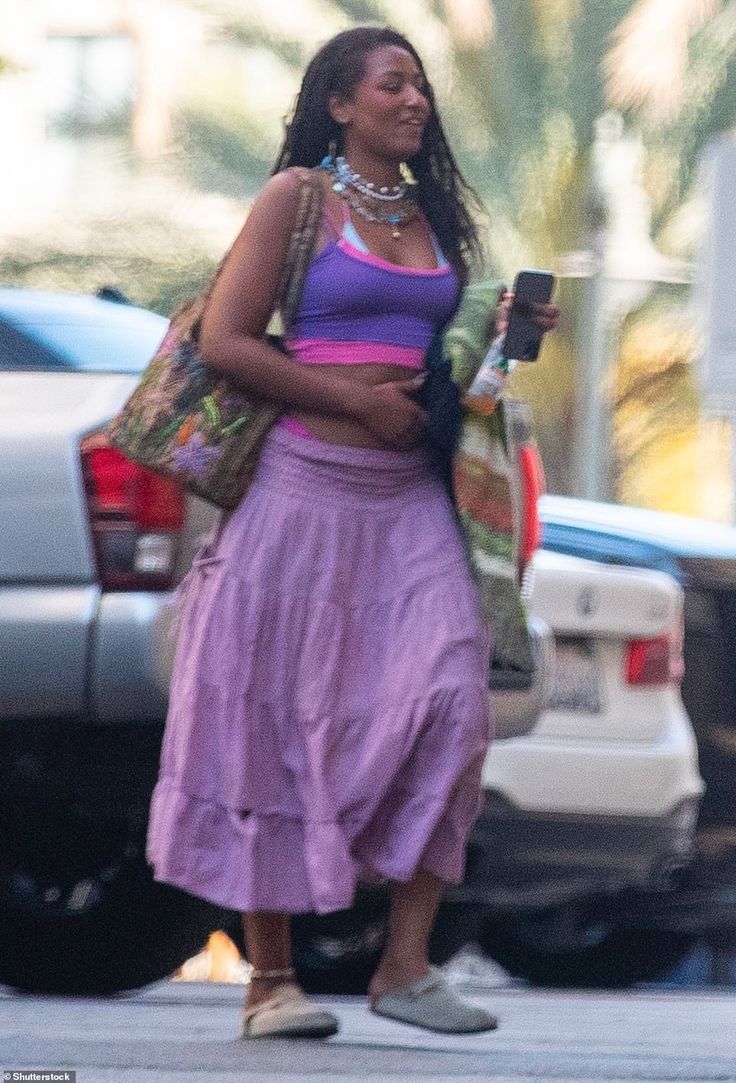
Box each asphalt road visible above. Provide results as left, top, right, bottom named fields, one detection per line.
left=2, top=978, right=735, bottom=1083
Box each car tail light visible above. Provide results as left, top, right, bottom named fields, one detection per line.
left=519, top=444, right=545, bottom=574
left=625, top=618, right=684, bottom=686
left=80, top=432, right=184, bottom=591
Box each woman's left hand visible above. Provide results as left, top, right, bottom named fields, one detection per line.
left=491, top=289, right=560, bottom=339
left=492, top=288, right=513, bottom=339
left=533, top=301, right=559, bottom=333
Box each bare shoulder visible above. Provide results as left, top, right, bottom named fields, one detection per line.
left=246, top=169, right=303, bottom=224
left=227, top=168, right=322, bottom=255
left=251, top=167, right=322, bottom=214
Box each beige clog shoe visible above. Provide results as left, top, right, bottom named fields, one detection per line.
left=370, top=966, right=498, bottom=1034
left=239, top=981, right=339, bottom=1039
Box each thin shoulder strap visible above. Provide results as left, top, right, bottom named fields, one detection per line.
left=321, top=195, right=344, bottom=241
left=416, top=205, right=447, bottom=267
left=430, top=232, right=447, bottom=267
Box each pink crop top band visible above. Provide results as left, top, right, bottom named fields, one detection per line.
left=278, top=199, right=460, bottom=440
left=280, top=416, right=321, bottom=440
left=287, top=339, right=425, bottom=368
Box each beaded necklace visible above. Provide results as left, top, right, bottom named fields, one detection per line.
left=321, top=154, right=418, bottom=239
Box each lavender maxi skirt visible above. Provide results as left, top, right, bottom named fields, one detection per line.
left=146, top=425, right=493, bottom=915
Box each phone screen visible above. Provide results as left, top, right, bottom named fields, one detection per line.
left=502, top=270, right=555, bottom=362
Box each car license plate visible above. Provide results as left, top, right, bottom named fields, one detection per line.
left=550, top=638, right=601, bottom=713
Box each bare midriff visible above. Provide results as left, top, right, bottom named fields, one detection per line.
left=287, top=361, right=422, bottom=448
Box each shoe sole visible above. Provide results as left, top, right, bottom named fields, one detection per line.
left=240, top=1012, right=339, bottom=1040
left=370, top=1004, right=498, bottom=1034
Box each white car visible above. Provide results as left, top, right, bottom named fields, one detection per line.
left=464, top=549, right=704, bottom=988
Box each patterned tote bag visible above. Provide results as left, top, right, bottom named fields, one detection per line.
left=107, top=171, right=324, bottom=510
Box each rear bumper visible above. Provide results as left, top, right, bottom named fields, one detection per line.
left=461, top=704, right=704, bottom=909
left=91, top=596, right=555, bottom=733
left=449, top=793, right=701, bottom=909
left=0, top=585, right=99, bottom=719
left=482, top=701, right=704, bottom=819
left=1, top=582, right=552, bottom=732
left=490, top=617, right=555, bottom=740
left=89, top=590, right=174, bottom=723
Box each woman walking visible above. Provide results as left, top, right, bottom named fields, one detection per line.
left=146, top=25, right=555, bottom=1039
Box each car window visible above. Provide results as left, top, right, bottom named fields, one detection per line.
left=0, top=318, right=64, bottom=371
left=0, top=313, right=166, bottom=373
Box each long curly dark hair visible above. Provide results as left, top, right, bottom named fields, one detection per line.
left=272, top=26, right=484, bottom=286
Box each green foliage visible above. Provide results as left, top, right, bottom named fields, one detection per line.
left=333, top=0, right=384, bottom=20
left=0, top=247, right=215, bottom=318
left=482, top=1, right=638, bottom=274
left=173, top=108, right=271, bottom=199
left=602, top=2, right=736, bottom=515
left=613, top=290, right=703, bottom=513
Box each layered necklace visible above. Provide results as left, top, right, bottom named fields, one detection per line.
left=322, top=154, right=417, bottom=239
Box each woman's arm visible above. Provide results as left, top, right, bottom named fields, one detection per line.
left=199, top=170, right=360, bottom=417
left=198, top=170, right=427, bottom=448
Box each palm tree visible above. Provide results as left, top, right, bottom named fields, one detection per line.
left=474, top=1, right=736, bottom=511
left=605, top=0, right=736, bottom=249
left=601, top=0, right=736, bottom=517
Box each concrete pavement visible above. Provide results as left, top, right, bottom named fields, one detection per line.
left=2, top=977, right=735, bottom=1081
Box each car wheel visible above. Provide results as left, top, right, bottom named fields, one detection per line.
left=479, top=912, right=696, bottom=988
left=290, top=905, right=387, bottom=995
left=0, top=799, right=226, bottom=995
left=428, top=901, right=483, bottom=966
left=284, top=899, right=479, bottom=995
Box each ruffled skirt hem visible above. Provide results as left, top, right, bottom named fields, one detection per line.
left=146, top=757, right=484, bottom=915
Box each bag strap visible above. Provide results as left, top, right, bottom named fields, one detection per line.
left=277, top=169, right=324, bottom=330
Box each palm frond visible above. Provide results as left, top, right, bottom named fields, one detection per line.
left=605, top=0, right=721, bottom=120
left=180, top=0, right=346, bottom=54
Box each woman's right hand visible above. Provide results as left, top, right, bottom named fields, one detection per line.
left=354, top=375, right=429, bottom=450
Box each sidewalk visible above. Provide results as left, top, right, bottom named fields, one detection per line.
left=2, top=976, right=735, bottom=1081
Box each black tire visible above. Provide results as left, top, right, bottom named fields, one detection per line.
left=291, top=903, right=387, bottom=995
left=0, top=799, right=227, bottom=995
left=283, top=898, right=479, bottom=995
left=429, top=901, right=483, bottom=967
left=479, top=915, right=695, bottom=989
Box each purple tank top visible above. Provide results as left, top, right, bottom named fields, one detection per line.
left=285, top=212, right=461, bottom=369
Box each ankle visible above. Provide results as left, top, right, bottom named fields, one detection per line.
left=250, top=965, right=296, bottom=982
left=369, top=954, right=430, bottom=997
left=245, top=966, right=297, bottom=1008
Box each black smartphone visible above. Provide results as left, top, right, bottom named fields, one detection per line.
left=502, top=270, right=556, bottom=362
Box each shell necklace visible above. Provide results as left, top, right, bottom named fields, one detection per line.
left=322, top=154, right=418, bottom=239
